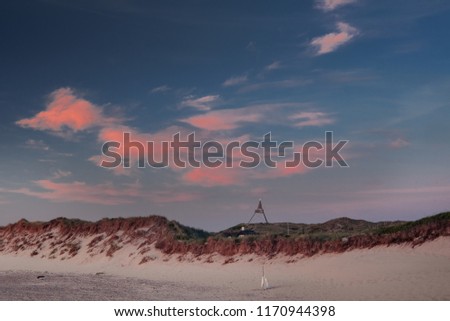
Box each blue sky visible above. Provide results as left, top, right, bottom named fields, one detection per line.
left=1, top=0, right=449, bottom=231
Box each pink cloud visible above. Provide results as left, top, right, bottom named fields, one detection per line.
left=92, top=125, right=266, bottom=187
left=93, top=125, right=180, bottom=172
left=311, top=22, right=359, bottom=55
left=94, top=125, right=240, bottom=172
left=182, top=167, right=243, bottom=187
left=316, top=0, right=357, bottom=11
left=181, top=144, right=314, bottom=186
left=16, top=88, right=118, bottom=136
left=90, top=124, right=326, bottom=186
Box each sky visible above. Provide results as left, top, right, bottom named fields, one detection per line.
left=1, top=0, right=450, bottom=231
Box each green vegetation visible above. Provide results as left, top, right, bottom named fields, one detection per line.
left=168, top=220, right=211, bottom=242
left=374, top=212, right=450, bottom=235
left=52, top=217, right=88, bottom=227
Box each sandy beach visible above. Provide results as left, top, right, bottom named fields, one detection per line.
left=1, top=237, right=449, bottom=300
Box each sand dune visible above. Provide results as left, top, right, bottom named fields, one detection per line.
left=1, top=237, right=449, bottom=300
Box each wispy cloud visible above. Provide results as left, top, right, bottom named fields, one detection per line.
left=51, top=170, right=72, bottom=179
left=310, top=22, right=359, bottom=55
left=316, top=0, right=357, bottom=12
left=289, top=112, right=335, bottom=127
left=181, top=108, right=263, bottom=131
left=389, top=138, right=410, bottom=149
left=181, top=103, right=334, bottom=131
left=150, top=85, right=171, bottom=93
left=2, top=180, right=144, bottom=205
left=319, top=69, right=376, bottom=83
left=16, top=88, right=120, bottom=137
left=180, top=104, right=273, bottom=131
left=389, top=81, right=450, bottom=125
left=256, top=61, right=283, bottom=79
left=180, top=95, right=220, bottom=111
left=1, top=178, right=202, bottom=204
left=222, top=74, right=248, bottom=87
left=265, top=61, right=282, bottom=71
left=24, top=139, right=50, bottom=151
left=239, top=78, right=311, bottom=93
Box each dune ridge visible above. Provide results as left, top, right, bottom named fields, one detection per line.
left=0, top=212, right=449, bottom=264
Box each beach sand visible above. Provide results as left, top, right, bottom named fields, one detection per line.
left=1, top=237, right=449, bottom=300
